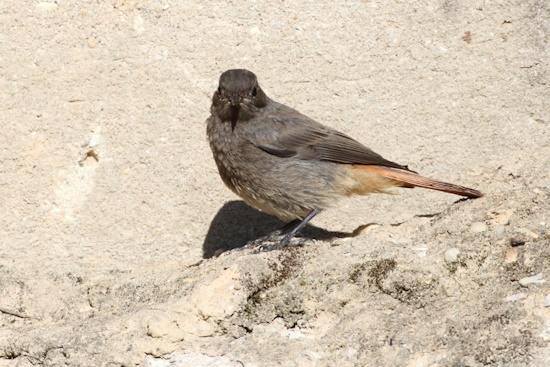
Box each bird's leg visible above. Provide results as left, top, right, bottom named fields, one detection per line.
left=257, top=208, right=322, bottom=252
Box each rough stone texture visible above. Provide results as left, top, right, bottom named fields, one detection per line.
left=1, top=0, right=549, bottom=366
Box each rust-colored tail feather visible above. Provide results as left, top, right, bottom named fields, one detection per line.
left=354, top=165, right=483, bottom=198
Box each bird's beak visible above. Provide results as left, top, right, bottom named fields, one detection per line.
left=230, top=93, right=242, bottom=107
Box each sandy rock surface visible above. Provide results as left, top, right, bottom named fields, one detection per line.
left=1, top=1, right=549, bottom=366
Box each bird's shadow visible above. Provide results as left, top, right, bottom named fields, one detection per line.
left=202, top=201, right=355, bottom=258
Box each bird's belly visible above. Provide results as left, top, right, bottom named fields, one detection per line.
left=227, top=158, right=350, bottom=221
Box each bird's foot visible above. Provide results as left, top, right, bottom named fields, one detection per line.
left=255, top=236, right=310, bottom=253
left=226, top=230, right=284, bottom=254
left=242, top=229, right=285, bottom=249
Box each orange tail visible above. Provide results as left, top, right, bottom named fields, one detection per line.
left=354, top=165, right=483, bottom=198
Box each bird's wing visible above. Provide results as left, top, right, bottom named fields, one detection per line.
left=246, top=105, right=413, bottom=172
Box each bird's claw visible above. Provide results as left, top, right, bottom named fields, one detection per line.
left=254, top=236, right=309, bottom=253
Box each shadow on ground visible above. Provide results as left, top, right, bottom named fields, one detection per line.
left=202, top=201, right=354, bottom=258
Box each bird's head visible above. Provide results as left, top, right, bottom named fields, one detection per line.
left=211, top=69, right=267, bottom=123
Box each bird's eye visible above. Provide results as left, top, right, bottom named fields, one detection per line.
left=252, top=87, right=257, bottom=97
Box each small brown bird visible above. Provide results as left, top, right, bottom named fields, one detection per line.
left=206, top=69, right=482, bottom=251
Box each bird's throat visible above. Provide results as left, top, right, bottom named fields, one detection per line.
left=230, top=105, right=240, bottom=131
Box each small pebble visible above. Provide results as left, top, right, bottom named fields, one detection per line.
left=250, top=26, right=261, bottom=36
left=288, top=329, right=302, bottom=340
left=414, top=246, right=428, bottom=258
left=89, top=135, right=100, bottom=147
left=87, top=37, right=97, bottom=48
left=470, top=222, right=487, bottom=233
left=488, top=209, right=513, bottom=226
left=540, top=328, right=550, bottom=342
left=509, top=237, right=525, bottom=247
left=516, top=228, right=539, bottom=240
left=444, top=248, right=460, bottom=263
left=545, top=294, right=550, bottom=307
left=504, top=247, right=518, bottom=264
left=492, top=225, right=506, bottom=238
left=504, top=293, right=526, bottom=302
left=519, top=273, right=545, bottom=287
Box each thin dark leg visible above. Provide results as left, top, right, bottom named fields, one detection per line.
left=258, top=208, right=322, bottom=252
left=268, top=219, right=302, bottom=239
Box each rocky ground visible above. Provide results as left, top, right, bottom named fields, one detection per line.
left=1, top=1, right=549, bottom=366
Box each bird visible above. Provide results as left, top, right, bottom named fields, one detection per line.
left=206, top=69, right=483, bottom=251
